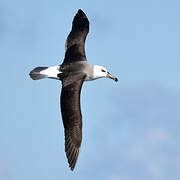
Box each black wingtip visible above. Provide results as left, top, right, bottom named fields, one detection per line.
left=78, top=9, right=83, bottom=12
left=76, top=9, right=87, bottom=18
left=70, top=166, right=75, bottom=171
left=72, top=9, right=89, bottom=31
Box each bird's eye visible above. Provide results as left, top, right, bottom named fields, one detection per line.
left=101, top=69, right=106, bottom=72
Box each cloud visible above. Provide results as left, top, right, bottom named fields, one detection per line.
left=83, top=82, right=180, bottom=180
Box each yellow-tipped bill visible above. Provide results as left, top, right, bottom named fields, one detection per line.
left=106, top=72, right=118, bottom=82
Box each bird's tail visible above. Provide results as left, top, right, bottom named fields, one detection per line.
left=29, top=66, right=60, bottom=80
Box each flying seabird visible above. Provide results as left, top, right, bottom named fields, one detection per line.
left=29, top=9, right=118, bottom=171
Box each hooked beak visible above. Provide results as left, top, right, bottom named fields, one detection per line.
left=106, top=72, right=118, bottom=82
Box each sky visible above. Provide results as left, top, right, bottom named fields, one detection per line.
left=0, top=0, right=180, bottom=180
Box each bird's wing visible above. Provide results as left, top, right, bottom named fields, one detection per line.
left=63, top=9, right=89, bottom=64
left=60, top=78, right=85, bottom=170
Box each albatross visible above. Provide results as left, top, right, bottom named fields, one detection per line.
left=29, top=9, right=118, bottom=171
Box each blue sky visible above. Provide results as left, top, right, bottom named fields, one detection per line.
left=0, top=0, right=180, bottom=180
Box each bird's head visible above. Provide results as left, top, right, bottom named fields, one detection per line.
left=93, top=65, right=118, bottom=82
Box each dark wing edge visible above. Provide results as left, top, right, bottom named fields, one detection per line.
left=63, top=9, right=89, bottom=64
left=65, top=9, right=89, bottom=50
left=60, top=78, right=85, bottom=170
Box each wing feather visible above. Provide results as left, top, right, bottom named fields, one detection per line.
left=63, top=9, right=89, bottom=64
left=60, top=79, right=84, bottom=170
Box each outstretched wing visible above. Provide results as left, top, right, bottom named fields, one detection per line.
left=63, top=9, right=89, bottom=64
left=60, top=78, right=84, bottom=170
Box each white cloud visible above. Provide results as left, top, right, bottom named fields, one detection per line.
left=147, top=128, right=169, bottom=144
left=148, top=162, right=162, bottom=179
left=87, top=83, right=180, bottom=180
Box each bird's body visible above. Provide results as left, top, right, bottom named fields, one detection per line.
left=29, top=9, right=118, bottom=170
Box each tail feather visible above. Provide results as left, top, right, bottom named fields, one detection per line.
left=29, top=66, right=60, bottom=80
